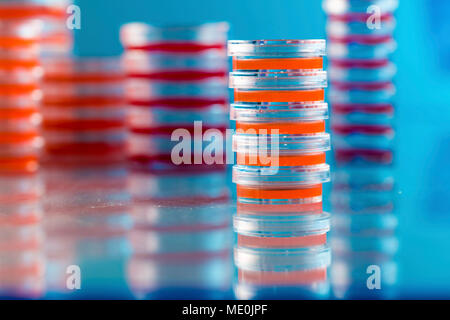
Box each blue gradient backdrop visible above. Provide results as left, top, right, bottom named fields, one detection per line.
left=72, top=0, right=450, bottom=298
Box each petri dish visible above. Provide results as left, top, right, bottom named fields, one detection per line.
left=120, top=22, right=229, bottom=51
left=233, top=133, right=330, bottom=167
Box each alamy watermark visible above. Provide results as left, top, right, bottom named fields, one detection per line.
left=170, top=121, right=280, bottom=173
left=66, top=4, right=81, bottom=30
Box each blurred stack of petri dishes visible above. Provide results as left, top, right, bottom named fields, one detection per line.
left=0, top=1, right=70, bottom=299
left=323, top=0, right=399, bottom=298
left=40, top=56, right=127, bottom=165
left=228, top=40, right=332, bottom=299
left=0, top=4, right=43, bottom=175
left=120, top=23, right=233, bottom=299
left=324, top=0, right=397, bottom=165
left=0, top=0, right=72, bottom=173
left=120, top=22, right=229, bottom=169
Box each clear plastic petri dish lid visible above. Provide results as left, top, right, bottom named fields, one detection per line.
left=228, top=40, right=326, bottom=58
left=128, top=105, right=228, bottom=129
left=234, top=245, right=331, bottom=272
left=229, top=70, right=327, bottom=90
left=326, top=17, right=396, bottom=38
left=125, top=78, right=227, bottom=100
left=234, top=212, right=330, bottom=238
left=231, top=101, right=328, bottom=122
left=233, top=164, right=330, bottom=188
left=42, top=56, right=124, bottom=79
left=120, top=22, right=229, bottom=48
left=42, top=82, right=124, bottom=99
left=42, top=104, right=126, bottom=121
left=233, top=133, right=331, bottom=155
left=329, top=86, right=395, bottom=104
left=323, top=0, right=399, bottom=15
left=329, top=62, right=396, bottom=83
left=328, top=39, right=396, bottom=60
left=122, top=50, right=228, bottom=73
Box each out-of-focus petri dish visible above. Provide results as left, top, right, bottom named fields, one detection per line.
left=234, top=212, right=331, bottom=248
left=120, top=22, right=229, bottom=51
left=233, top=133, right=330, bottom=167
left=229, top=39, right=325, bottom=72
left=233, top=164, right=330, bottom=205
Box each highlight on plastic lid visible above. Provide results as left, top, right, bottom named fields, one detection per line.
left=120, top=22, right=229, bottom=50
left=233, top=164, right=330, bottom=188
left=0, top=18, right=42, bottom=43
left=229, top=70, right=327, bottom=90
left=228, top=40, right=326, bottom=58
left=234, top=212, right=330, bottom=247
left=234, top=245, right=331, bottom=271
left=231, top=102, right=328, bottom=123
left=323, top=0, right=399, bottom=16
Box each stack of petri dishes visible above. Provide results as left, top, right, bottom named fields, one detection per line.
left=323, top=0, right=399, bottom=298
left=40, top=56, right=127, bottom=165
left=120, top=22, right=233, bottom=299
left=120, top=22, right=229, bottom=170
left=0, top=0, right=71, bottom=174
left=324, top=0, right=398, bottom=164
left=228, top=40, right=332, bottom=299
left=0, top=8, right=43, bottom=174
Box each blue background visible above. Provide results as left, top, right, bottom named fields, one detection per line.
left=72, top=0, right=450, bottom=298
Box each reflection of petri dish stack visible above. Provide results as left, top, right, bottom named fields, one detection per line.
left=228, top=40, right=332, bottom=299
left=323, top=0, right=399, bottom=299
left=330, top=165, right=398, bottom=299
left=127, top=164, right=233, bottom=300
left=42, top=162, right=132, bottom=299
left=234, top=205, right=331, bottom=299
left=41, top=57, right=127, bottom=165
left=0, top=173, right=45, bottom=299
left=120, top=22, right=229, bottom=168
